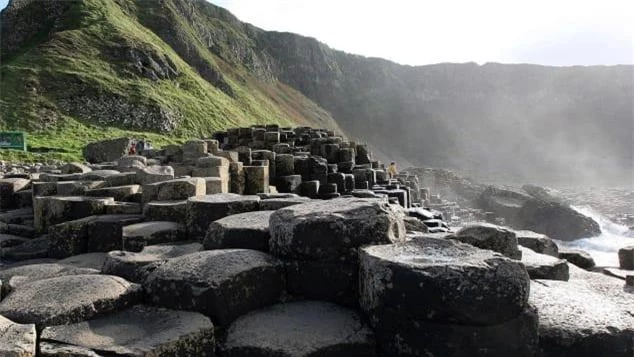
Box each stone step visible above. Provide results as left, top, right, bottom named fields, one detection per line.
left=143, top=200, right=187, bottom=222
left=0, top=208, right=34, bottom=224
left=0, top=236, right=50, bottom=262
left=122, top=221, right=187, bottom=252
left=0, top=233, right=29, bottom=248
left=203, top=210, right=274, bottom=251
left=0, top=263, right=100, bottom=297
left=520, top=246, right=569, bottom=281
left=186, top=194, right=260, bottom=241
left=86, top=184, right=141, bottom=202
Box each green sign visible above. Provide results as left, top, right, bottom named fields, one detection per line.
left=0, top=131, right=27, bottom=151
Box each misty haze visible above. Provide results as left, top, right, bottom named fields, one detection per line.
left=0, top=0, right=632, bottom=356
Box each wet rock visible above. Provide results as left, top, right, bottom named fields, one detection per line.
left=520, top=246, right=569, bottom=281
left=122, top=221, right=187, bottom=252
left=143, top=200, right=187, bottom=222
left=449, top=223, right=522, bottom=259
left=559, top=249, right=596, bottom=269
left=269, top=198, right=406, bottom=261
left=39, top=305, right=214, bottom=356
left=102, top=242, right=202, bottom=283
left=221, top=301, right=375, bottom=357
left=0, top=275, right=142, bottom=328
left=0, top=315, right=36, bottom=357
left=203, top=211, right=273, bottom=251
left=618, top=246, right=634, bottom=270
left=516, top=230, right=559, bottom=257
left=144, top=249, right=283, bottom=326
left=186, top=194, right=260, bottom=241
left=0, top=263, right=99, bottom=296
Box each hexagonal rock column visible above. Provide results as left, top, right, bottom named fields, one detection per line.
left=39, top=305, right=215, bottom=356
left=229, top=162, right=245, bottom=195
left=0, top=178, right=31, bottom=209
left=359, top=237, right=535, bottom=357
left=0, top=275, right=142, bottom=328
left=102, top=242, right=203, bottom=283
left=618, top=246, right=634, bottom=270
left=269, top=198, right=406, bottom=306
left=122, top=221, right=187, bottom=252
left=203, top=211, right=274, bottom=251
left=186, top=194, right=260, bottom=241
left=34, top=196, right=114, bottom=234
left=243, top=165, right=270, bottom=194
left=143, top=200, right=187, bottom=222
left=0, top=263, right=99, bottom=296
left=449, top=223, right=522, bottom=259
left=136, top=165, right=175, bottom=185
left=144, top=250, right=284, bottom=326
left=86, top=184, right=141, bottom=201
left=221, top=301, right=376, bottom=357
left=143, top=178, right=206, bottom=202
left=0, top=315, right=36, bottom=357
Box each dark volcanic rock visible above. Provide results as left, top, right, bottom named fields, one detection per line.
left=515, top=230, right=559, bottom=257
left=83, top=138, right=131, bottom=163
left=0, top=236, right=49, bottom=261
left=203, top=210, right=273, bottom=251
left=0, top=263, right=99, bottom=296
left=286, top=260, right=358, bottom=307
left=0, top=275, right=142, bottom=328
left=520, top=246, right=569, bottom=281
left=618, top=245, right=634, bottom=270
left=449, top=223, right=522, bottom=259
left=186, top=193, right=260, bottom=241
left=122, top=221, right=187, bottom=252
left=221, top=301, right=376, bottom=357
left=0, top=315, right=36, bottom=356
left=39, top=305, right=214, bottom=356
left=559, top=249, right=596, bottom=269
left=144, top=249, right=283, bottom=326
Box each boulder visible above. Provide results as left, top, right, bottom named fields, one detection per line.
left=403, top=216, right=429, bottom=233
left=186, top=194, right=260, bottom=241
left=102, top=242, right=202, bottom=283
left=359, top=237, right=531, bottom=326
left=83, top=137, right=131, bottom=163
left=0, top=275, right=142, bottom=328
left=203, top=211, right=273, bottom=251
left=515, top=230, right=559, bottom=257
left=221, top=301, right=376, bottom=357
left=618, top=246, right=634, bottom=270
left=57, top=252, right=109, bottom=270
left=122, top=221, right=187, bottom=252
left=0, top=315, right=36, bottom=357
left=143, top=200, right=187, bottom=222
left=520, top=246, right=569, bottom=281
left=0, top=263, right=99, bottom=296
left=103, top=172, right=137, bottom=187
left=60, top=162, right=92, bottom=174
left=117, top=155, right=147, bottom=168
left=34, top=196, right=114, bottom=234
left=137, top=165, right=175, bottom=185
left=559, top=248, right=596, bottom=269
left=144, top=250, right=284, bottom=326
left=40, top=305, right=214, bottom=356
left=449, top=223, right=522, bottom=259
left=269, top=198, right=406, bottom=261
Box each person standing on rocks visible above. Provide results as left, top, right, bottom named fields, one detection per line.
left=388, top=162, right=398, bottom=179
left=128, top=141, right=136, bottom=155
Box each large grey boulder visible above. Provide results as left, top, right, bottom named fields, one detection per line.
left=0, top=263, right=99, bottom=296
left=520, top=246, right=569, bottom=281
left=39, top=305, right=214, bottom=356
left=203, top=210, right=273, bottom=251
left=122, top=221, right=186, bottom=252
left=0, top=315, right=36, bottom=357
left=530, top=266, right=634, bottom=357
left=559, top=248, right=596, bottom=269
left=136, top=165, right=175, bottom=185
left=144, top=249, right=283, bottom=326
left=146, top=178, right=206, bottom=201
left=186, top=194, right=260, bottom=241
left=0, top=275, right=142, bottom=328
left=83, top=137, right=131, bottom=163
left=56, top=180, right=106, bottom=196
left=449, top=223, right=522, bottom=259
left=269, top=198, right=406, bottom=261
left=60, top=162, right=92, bottom=175
left=516, top=230, right=559, bottom=257
left=102, top=242, right=202, bottom=283
left=221, top=301, right=376, bottom=357
left=143, top=200, right=187, bottom=222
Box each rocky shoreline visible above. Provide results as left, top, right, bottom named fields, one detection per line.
left=1, top=125, right=633, bottom=356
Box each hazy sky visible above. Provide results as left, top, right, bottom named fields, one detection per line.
left=1, top=0, right=631, bottom=66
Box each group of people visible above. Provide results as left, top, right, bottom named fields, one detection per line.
left=128, top=139, right=152, bottom=155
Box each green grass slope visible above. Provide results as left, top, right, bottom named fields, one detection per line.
left=0, top=0, right=341, bottom=161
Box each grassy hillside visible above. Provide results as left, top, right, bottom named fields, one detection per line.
left=0, top=0, right=341, bottom=160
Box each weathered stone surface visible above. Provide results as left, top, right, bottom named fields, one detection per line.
left=0, top=275, right=142, bottom=328
left=0, top=236, right=49, bottom=261
left=0, top=263, right=99, bottom=296
left=0, top=315, right=36, bottom=357
left=83, top=137, right=130, bottom=163
left=203, top=211, right=273, bottom=251
left=144, top=250, right=283, bottom=326
left=269, top=198, right=406, bottom=261
left=0, top=178, right=31, bottom=209
left=56, top=180, right=106, bottom=196
left=403, top=216, right=429, bottom=233
left=520, top=246, right=569, bottom=281
left=39, top=305, right=214, bottom=357
left=31, top=182, right=57, bottom=197
left=86, top=185, right=141, bottom=201
left=0, top=234, right=28, bottom=248
left=34, top=196, right=114, bottom=233
left=143, top=200, right=187, bottom=222
left=60, top=162, right=92, bottom=174
left=531, top=266, right=634, bottom=357
left=359, top=237, right=531, bottom=326
left=122, top=221, right=186, bottom=252
left=516, top=229, right=559, bottom=257
left=559, top=248, right=596, bottom=269
left=102, top=242, right=202, bottom=283
left=105, top=201, right=142, bottom=215
left=221, top=301, right=375, bottom=357
left=258, top=197, right=311, bottom=210
left=204, top=177, right=227, bottom=194
left=449, top=223, right=522, bottom=259
left=618, top=245, right=634, bottom=270
left=137, top=165, right=175, bottom=185
left=286, top=260, right=358, bottom=307
left=117, top=155, right=147, bottom=168
left=81, top=170, right=121, bottom=181
left=275, top=175, right=302, bottom=193
left=229, top=162, right=245, bottom=195
left=244, top=165, right=270, bottom=194
left=186, top=194, right=260, bottom=241
left=145, top=178, right=206, bottom=201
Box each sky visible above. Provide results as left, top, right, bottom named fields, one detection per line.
left=1, top=0, right=632, bottom=66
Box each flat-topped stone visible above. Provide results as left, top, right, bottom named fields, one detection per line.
left=269, top=198, right=406, bottom=261
left=0, top=233, right=28, bottom=248
left=144, top=249, right=283, bottom=326
left=221, top=301, right=376, bottom=357
left=122, top=221, right=186, bottom=252
left=258, top=197, right=311, bottom=210
left=520, top=246, right=569, bottom=280
left=0, top=315, right=36, bottom=357
left=105, top=201, right=142, bottom=215
left=102, top=242, right=203, bottom=283
left=0, top=236, right=49, bottom=261
left=143, top=200, right=187, bottom=222
left=449, top=223, right=521, bottom=259
left=186, top=193, right=260, bottom=241
left=515, top=229, right=559, bottom=257
left=40, top=305, right=214, bottom=356
left=559, top=248, right=596, bottom=269
left=57, top=252, right=109, bottom=270
left=203, top=211, right=273, bottom=251
left=86, top=184, right=141, bottom=201
left=0, top=263, right=99, bottom=296
left=0, top=275, right=142, bottom=328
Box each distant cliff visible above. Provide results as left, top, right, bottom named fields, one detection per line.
left=2, top=0, right=632, bottom=185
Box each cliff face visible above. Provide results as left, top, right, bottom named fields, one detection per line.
left=1, top=0, right=632, bottom=185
